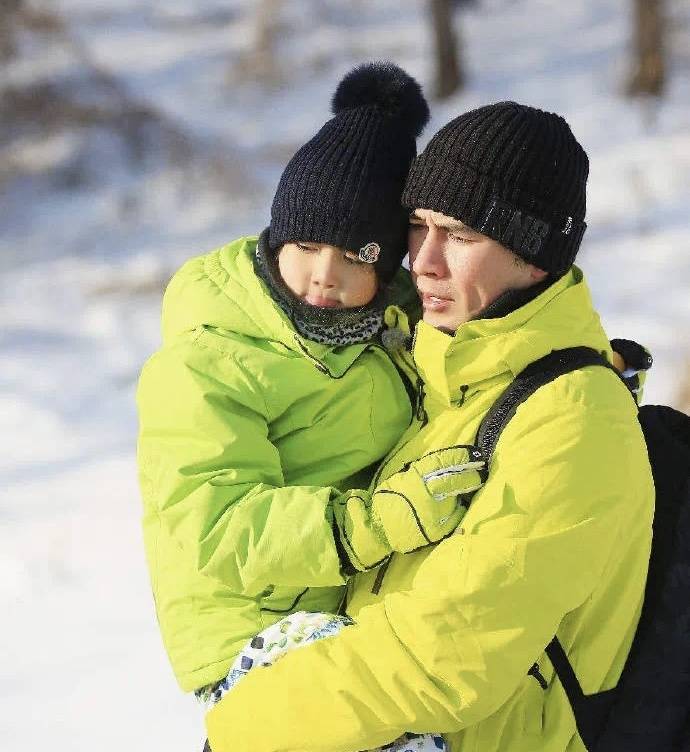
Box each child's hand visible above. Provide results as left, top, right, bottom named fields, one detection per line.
left=334, top=445, right=486, bottom=570
left=373, top=445, right=486, bottom=552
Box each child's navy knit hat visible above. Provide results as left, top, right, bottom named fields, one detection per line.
left=268, top=61, right=429, bottom=283
left=403, top=101, right=589, bottom=275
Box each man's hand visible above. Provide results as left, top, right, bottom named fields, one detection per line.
left=334, top=445, right=486, bottom=570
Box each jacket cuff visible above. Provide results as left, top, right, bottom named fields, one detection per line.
left=332, top=491, right=391, bottom=572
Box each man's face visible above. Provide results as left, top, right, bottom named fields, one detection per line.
left=408, top=209, right=547, bottom=332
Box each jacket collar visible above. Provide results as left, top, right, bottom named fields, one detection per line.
left=211, top=237, right=372, bottom=377
left=412, top=267, right=612, bottom=405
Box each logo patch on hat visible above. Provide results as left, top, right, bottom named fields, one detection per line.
left=480, top=198, right=550, bottom=257
left=358, top=242, right=381, bottom=263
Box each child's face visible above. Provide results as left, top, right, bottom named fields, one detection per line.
left=278, top=242, right=378, bottom=309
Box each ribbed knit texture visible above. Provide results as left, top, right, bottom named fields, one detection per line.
left=402, top=101, right=589, bottom=274
left=269, top=62, right=429, bottom=283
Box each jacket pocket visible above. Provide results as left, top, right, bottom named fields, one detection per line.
left=404, top=444, right=487, bottom=506
left=259, top=585, right=309, bottom=619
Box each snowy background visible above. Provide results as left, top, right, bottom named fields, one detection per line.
left=1, top=0, right=689, bottom=750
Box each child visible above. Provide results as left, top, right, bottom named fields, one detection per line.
left=136, top=63, right=473, bottom=736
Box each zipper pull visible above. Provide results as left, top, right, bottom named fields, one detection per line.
left=371, top=556, right=392, bottom=595
left=528, top=662, right=548, bottom=690
left=415, top=377, right=427, bottom=422
left=381, top=326, right=409, bottom=353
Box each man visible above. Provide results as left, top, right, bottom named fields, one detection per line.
left=204, top=102, right=654, bottom=752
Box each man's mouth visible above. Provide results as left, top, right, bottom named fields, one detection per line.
left=421, top=292, right=453, bottom=311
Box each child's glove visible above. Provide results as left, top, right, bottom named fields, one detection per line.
left=334, top=445, right=486, bottom=571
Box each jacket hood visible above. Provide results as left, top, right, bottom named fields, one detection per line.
left=413, top=266, right=613, bottom=405
left=160, top=236, right=385, bottom=377
left=162, top=236, right=293, bottom=343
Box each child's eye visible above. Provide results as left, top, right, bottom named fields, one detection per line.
left=344, top=252, right=367, bottom=266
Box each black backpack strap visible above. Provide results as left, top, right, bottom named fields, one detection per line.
left=475, top=346, right=624, bottom=751
left=476, top=346, right=617, bottom=461
left=545, top=638, right=619, bottom=751
left=546, top=637, right=582, bottom=699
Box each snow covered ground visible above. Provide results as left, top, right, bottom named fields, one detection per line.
left=1, top=1, right=689, bottom=750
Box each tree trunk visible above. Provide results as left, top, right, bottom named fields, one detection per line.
left=430, top=0, right=464, bottom=100
left=627, top=0, right=665, bottom=97
left=230, top=0, right=283, bottom=87
left=0, top=0, right=23, bottom=61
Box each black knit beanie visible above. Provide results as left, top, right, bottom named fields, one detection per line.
left=269, top=61, right=429, bottom=283
left=402, top=102, right=589, bottom=276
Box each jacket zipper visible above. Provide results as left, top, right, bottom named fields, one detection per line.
left=368, top=388, right=425, bottom=491
left=370, top=366, right=427, bottom=593
left=293, top=336, right=330, bottom=375
left=415, top=376, right=428, bottom=425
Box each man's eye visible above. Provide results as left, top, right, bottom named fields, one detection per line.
left=409, top=223, right=426, bottom=231
left=449, top=233, right=473, bottom=244
left=296, top=243, right=318, bottom=253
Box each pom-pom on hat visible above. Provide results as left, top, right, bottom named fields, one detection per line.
left=269, top=61, right=429, bottom=283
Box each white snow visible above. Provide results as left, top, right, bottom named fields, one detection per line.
left=1, top=0, right=689, bottom=750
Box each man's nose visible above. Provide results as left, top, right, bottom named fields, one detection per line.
left=411, top=225, right=446, bottom=277
left=312, top=248, right=341, bottom=288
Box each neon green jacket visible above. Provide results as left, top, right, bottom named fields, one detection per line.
left=206, top=267, right=654, bottom=752
left=136, top=236, right=414, bottom=691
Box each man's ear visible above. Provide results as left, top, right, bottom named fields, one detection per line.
left=528, top=264, right=548, bottom=283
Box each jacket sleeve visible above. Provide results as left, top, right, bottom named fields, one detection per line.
left=136, top=334, right=348, bottom=597
left=205, top=379, right=646, bottom=752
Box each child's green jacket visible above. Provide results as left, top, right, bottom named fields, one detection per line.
left=136, top=236, right=414, bottom=691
